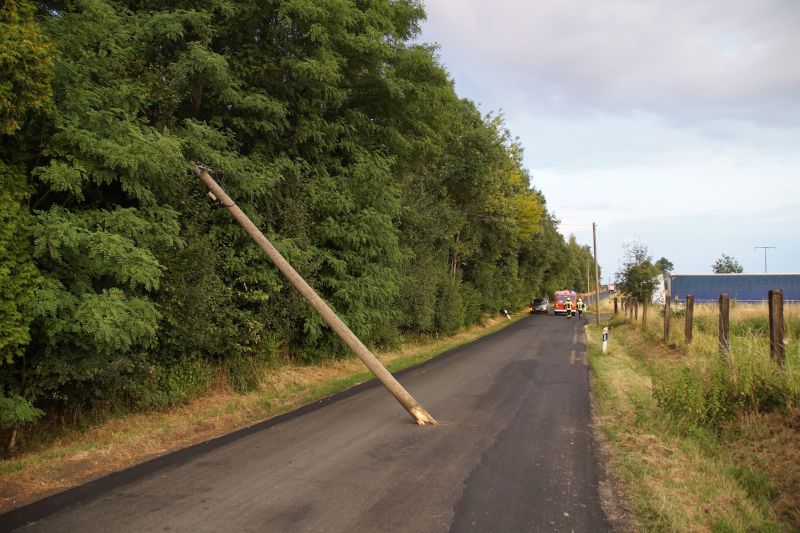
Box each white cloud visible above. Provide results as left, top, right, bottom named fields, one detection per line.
left=423, top=0, right=800, bottom=126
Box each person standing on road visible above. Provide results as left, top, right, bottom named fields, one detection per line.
left=565, top=297, right=573, bottom=318
left=576, top=297, right=584, bottom=319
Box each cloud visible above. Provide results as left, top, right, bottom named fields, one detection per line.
left=422, top=0, right=800, bottom=127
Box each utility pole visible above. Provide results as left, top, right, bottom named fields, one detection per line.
left=754, top=246, right=776, bottom=273
left=194, top=166, right=436, bottom=426
left=592, top=223, right=601, bottom=326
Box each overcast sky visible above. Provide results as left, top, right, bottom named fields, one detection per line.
left=420, top=0, right=800, bottom=279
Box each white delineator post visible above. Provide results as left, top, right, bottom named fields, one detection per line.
left=602, top=326, right=609, bottom=353
left=194, top=166, right=437, bottom=426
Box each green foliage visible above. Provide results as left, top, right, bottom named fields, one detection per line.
left=653, top=347, right=799, bottom=432
left=130, top=357, right=213, bottom=410
left=617, top=241, right=661, bottom=304
left=655, top=256, right=673, bottom=282
left=0, top=0, right=602, bottom=444
left=0, top=392, right=44, bottom=430
left=712, top=253, right=744, bottom=274
left=435, top=279, right=465, bottom=335
left=0, top=164, right=41, bottom=364
left=0, top=0, right=54, bottom=135
left=226, top=354, right=262, bottom=394
left=653, top=365, right=731, bottom=429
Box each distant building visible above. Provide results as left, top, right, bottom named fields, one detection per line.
left=669, top=273, right=800, bottom=303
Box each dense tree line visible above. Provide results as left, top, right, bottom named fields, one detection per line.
left=0, top=0, right=597, bottom=437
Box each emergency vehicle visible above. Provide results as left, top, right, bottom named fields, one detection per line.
left=553, top=290, right=578, bottom=315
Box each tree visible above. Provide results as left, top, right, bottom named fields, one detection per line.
left=0, top=0, right=53, bottom=445
left=712, top=254, right=743, bottom=274
left=655, top=257, right=674, bottom=283
left=616, top=241, right=660, bottom=305
left=0, top=0, right=54, bottom=135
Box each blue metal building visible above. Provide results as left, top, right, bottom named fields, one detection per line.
left=669, top=273, right=800, bottom=303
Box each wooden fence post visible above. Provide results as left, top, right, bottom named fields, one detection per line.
left=664, top=291, right=671, bottom=344
left=719, top=293, right=730, bottom=358
left=769, top=289, right=785, bottom=367
left=685, top=295, right=694, bottom=345
left=194, top=166, right=436, bottom=425
left=614, top=296, right=618, bottom=315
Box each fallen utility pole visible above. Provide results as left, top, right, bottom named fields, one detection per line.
left=194, top=166, right=437, bottom=426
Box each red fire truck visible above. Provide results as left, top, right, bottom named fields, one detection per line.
left=553, top=290, right=578, bottom=315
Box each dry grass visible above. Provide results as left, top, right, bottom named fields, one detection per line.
left=0, top=314, right=517, bottom=512
left=725, top=408, right=800, bottom=529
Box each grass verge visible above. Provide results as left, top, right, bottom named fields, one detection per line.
left=587, top=318, right=797, bottom=532
left=0, top=312, right=525, bottom=512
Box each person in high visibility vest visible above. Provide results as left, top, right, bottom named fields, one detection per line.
left=576, top=297, right=585, bottom=319
left=565, top=297, right=573, bottom=318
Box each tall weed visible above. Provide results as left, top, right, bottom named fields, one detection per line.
left=636, top=303, right=800, bottom=432
left=130, top=358, right=213, bottom=409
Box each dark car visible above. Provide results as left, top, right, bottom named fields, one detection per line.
left=530, top=298, right=548, bottom=314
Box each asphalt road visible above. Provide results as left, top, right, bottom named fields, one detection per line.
left=1, top=313, right=608, bottom=533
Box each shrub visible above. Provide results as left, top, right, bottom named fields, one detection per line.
left=434, top=278, right=465, bottom=335
left=0, top=393, right=43, bottom=430
left=0, top=392, right=43, bottom=451
left=131, top=358, right=213, bottom=409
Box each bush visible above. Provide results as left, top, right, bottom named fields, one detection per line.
left=226, top=354, right=261, bottom=393
left=0, top=392, right=43, bottom=451
left=0, top=393, right=43, bottom=430
left=460, top=283, right=483, bottom=326
left=434, top=278, right=465, bottom=335
left=227, top=335, right=282, bottom=393
left=131, top=358, right=213, bottom=409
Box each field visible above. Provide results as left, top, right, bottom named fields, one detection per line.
left=589, top=299, right=800, bottom=531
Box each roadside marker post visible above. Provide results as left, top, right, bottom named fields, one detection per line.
left=602, top=327, right=609, bottom=353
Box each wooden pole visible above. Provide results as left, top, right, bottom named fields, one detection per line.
left=592, top=223, right=601, bottom=326
left=769, top=289, right=785, bottom=367
left=194, top=166, right=436, bottom=425
left=664, top=290, right=671, bottom=344
left=719, top=293, right=730, bottom=358
left=685, top=295, right=694, bottom=345
left=613, top=296, right=618, bottom=315
left=586, top=258, right=591, bottom=313
left=642, top=298, right=648, bottom=326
